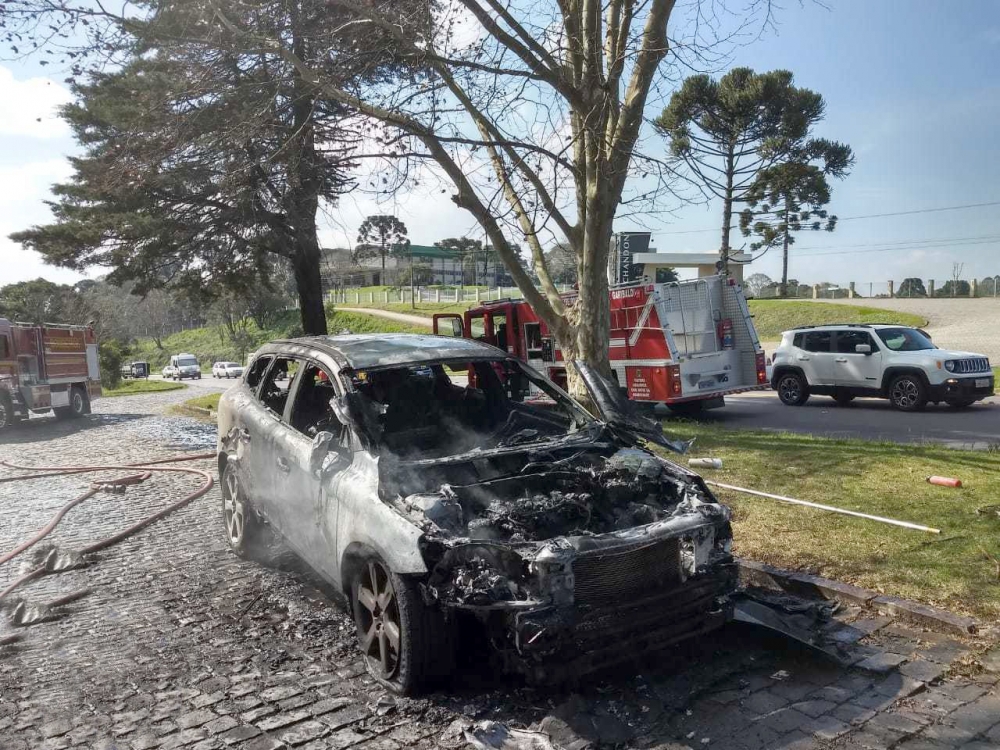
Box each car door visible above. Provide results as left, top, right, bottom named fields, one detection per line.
left=244, top=355, right=301, bottom=520
left=269, top=360, right=351, bottom=580
left=833, top=330, right=882, bottom=388
left=797, top=330, right=837, bottom=385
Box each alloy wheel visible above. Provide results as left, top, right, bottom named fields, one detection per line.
left=354, top=561, right=401, bottom=680
left=891, top=378, right=920, bottom=409
left=223, top=469, right=246, bottom=545
left=778, top=375, right=801, bottom=404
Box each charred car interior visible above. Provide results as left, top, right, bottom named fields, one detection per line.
left=217, top=335, right=739, bottom=693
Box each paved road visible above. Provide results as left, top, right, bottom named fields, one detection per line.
left=676, top=391, right=1000, bottom=450
left=1, top=388, right=999, bottom=749
left=337, top=306, right=433, bottom=328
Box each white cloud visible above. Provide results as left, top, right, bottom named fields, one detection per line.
left=0, top=65, right=73, bottom=139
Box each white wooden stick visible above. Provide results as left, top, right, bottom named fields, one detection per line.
left=705, top=481, right=941, bottom=534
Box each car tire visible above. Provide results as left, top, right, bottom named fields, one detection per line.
left=833, top=391, right=855, bottom=407
left=945, top=398, right=976, bottom=409
left=888, top=374, right=927, bottom=411
left=0, top=395, right=13, bottom=430
left=351, top=552, right=453, bottom=695
left=54, top=387, right=87, bottom=420
left=776, top=372, right=809, bottom=406
left=221, top=462, right=274, bottom=561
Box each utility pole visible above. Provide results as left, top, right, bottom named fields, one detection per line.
left=409, top=243, right=415, bottom=310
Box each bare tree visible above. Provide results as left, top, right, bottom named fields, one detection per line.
left=1, top=0, right=775, bottom=395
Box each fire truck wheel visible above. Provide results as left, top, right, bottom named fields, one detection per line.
left=0, top=395, right=13, bottom=430
left=55, top=387, right=88, bottom=420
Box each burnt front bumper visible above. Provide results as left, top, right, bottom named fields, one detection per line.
left=501, top=562, right=737, bottom=681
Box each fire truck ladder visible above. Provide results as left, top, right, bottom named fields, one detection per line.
left=658, top=279, right=720, bottom=357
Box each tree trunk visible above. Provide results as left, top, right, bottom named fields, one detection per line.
left=780, top=204, right=790, bottom=297
left=720, top=150, right=735, bottom=270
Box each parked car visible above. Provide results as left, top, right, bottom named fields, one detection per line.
left=212, top=361, right=245, bottom=379
left=771, top=324, right=994, bottom=411
left=162, top=365, right=178, bottom=379
left=168, top=353, right=202, bottom=380
left=217, top=334, right=736, bottom=693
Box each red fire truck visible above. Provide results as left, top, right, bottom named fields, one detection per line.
left=0, top=318, right=102, bottom=429
left=433, top=274, right=767, bottom=412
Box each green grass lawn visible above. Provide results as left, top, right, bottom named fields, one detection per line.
left=336, top=293, right=929, bottom=336
left=132, top=309, right=427, bottom=371
left=748, top=300, right=927, bottom=339
left=103, top=379, right=186, bottom=397
left=183, top=393, right=221, bottom=411
left=655, top=420, right=1000, bottom=619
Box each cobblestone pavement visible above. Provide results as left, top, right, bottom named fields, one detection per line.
left=1, top=393, right=999, bottom=750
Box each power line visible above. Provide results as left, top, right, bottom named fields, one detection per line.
left=795, top=237, right=1000, bottom=258
left=794, top=232, right=1000, bottom=254
left=655, top=199, right=1000, bottom=236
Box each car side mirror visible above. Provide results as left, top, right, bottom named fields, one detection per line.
left=855, top=344, right=872, bottom=355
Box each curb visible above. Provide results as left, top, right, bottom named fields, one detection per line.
left=738, top=559, right=978, bottom=637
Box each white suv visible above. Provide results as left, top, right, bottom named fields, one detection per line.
left=771, top=324, right=993, bottom=411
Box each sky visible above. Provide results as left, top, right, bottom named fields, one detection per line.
left=2, top=0, right=1000, bottom=289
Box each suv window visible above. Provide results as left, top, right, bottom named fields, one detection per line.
left=835, top=330, right=875, bottom=353
left=246, top=356, right=273, bottom=389
left=802, top=331, right=833, bottom=353
left=259, top=357, right=300, bottom=416
left=876, top=327, right=936, bottom=352
left=289, top=363, right=342, bottom=437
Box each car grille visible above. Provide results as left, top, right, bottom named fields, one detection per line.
left=953, top=358, right=991, bottom=374
left=572, top=538, right=682, bottom=608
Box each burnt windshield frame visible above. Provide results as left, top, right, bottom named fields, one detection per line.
left=340, top=356, right=595, bottom=439
left=876, top=327, right=937, bottom=352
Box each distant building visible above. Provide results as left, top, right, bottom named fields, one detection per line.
left=322, top=244, right=510, bottom=290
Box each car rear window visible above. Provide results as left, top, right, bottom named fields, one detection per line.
left=802, top=331, right=832, bottom=353
left=245, top=355, right=272, bottom=389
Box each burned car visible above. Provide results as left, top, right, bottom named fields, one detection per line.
left=217, top=334, right=737, bottom=693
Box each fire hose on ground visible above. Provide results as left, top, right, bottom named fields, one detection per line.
left=0, top=453, right=216, bottom=625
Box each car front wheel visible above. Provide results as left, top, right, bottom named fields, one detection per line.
left=351, top=553, right=452, bottom=695
left=888, top=374, right=927, bottom=411
left=776, top=373, right=809, bottom=406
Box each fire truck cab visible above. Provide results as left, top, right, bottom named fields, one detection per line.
left=433, top=274, right=766, bottom=412
left=0, top=318, right=102, bottom=429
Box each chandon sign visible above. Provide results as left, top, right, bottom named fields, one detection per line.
left=616, top=232, right=651, bottom=283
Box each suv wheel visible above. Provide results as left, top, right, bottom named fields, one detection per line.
left=776, top=372, right=809, bottom=406
left=351, top=552, right=453, bottom=695
left=888, top=374, right=927, bottom=411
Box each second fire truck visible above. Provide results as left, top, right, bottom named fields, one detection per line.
left=433, top=274, right=767, bottom=412
left=0, top=318, right=102, bottom=429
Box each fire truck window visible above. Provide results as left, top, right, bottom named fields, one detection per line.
left=496, top=323, right=508, bottom=351
left=469, top=313, right=486, bottom=339
left=246, top=355, right=273, bottom=390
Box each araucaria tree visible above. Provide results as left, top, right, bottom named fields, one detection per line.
left=656, top=68, right=835, bottom=269
left=356, top=215, right=409, bottom=271
left=8, top=0, right=365, bottom=336
left=1, top=0, right=777, bottom=392
left=739, top=139, right=853, bottom=296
